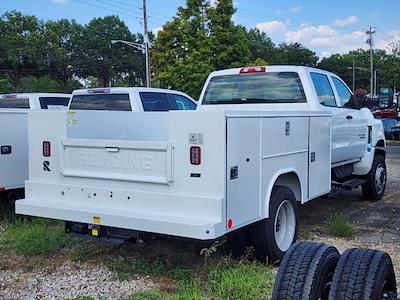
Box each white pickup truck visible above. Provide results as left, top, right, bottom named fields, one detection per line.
left=16, top=66, right=386, bottom=263
left=0, top=93, right=70, bottom=202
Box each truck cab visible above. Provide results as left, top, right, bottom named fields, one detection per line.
left=69, top=87, right=197, bottom=112
left=197, top=66, right=384, bottom=165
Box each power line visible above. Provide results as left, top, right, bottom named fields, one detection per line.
left=74, top=0, right=142, bottom=20
left=93, top=0, right=143, bottom=19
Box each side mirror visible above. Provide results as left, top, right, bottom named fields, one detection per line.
left=379, top=87, right=394, bottom=108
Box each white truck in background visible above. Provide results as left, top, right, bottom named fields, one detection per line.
left=68, top=87, right=197, bottom=112
left=0, top=93, right=70, bottom=203
left=16, top=66, right=386, bottom=263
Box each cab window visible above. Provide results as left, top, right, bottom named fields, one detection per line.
left=0, top=97, right=30, bottom=109
left=140, top=92, right=169, bottom=111
left=169, top=94, right=196, bottom=110
left=39, top=97, right=70, bottom=109
left=310, top=72, right=337, bottom=107
left=69, top=94, right=131, bottom=111
left=332, top=77, right=353, bottom=108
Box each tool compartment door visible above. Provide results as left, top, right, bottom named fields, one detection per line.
left=226, top=118, right=261, bottom=229
left=0, top=111, right=28, bottom=189
left=308, top=116, right=331, bottom=199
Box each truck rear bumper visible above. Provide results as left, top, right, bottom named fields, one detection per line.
left=16, top=182, right=224, bottom=240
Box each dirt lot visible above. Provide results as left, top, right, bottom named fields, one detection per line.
left=300, top=145, right=400, bottom=285
left=0, top=146, right=399, bottom=299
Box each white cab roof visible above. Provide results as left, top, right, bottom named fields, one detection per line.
left=72, top=87, right=195, bottom=100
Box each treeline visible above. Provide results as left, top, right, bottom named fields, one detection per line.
left=1, top=0, right=400, bottom=99
left=0, top=11, right=147, bottom=94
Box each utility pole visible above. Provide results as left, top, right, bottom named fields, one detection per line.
left=352, top=55, right=355, bottom=92
left=143, top=0, right=150, bottom=87
left=366, top=26, right=376, bottom=96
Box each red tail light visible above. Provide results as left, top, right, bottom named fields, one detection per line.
left=240, top=66, right=266, bottom=74
left=43, top=141, right=51, bottom=157
left=190, top=146, right=201, bottom=165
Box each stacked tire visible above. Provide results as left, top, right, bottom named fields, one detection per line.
left=272, top=241, right=398, bottom=300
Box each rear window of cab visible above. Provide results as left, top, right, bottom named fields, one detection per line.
left=69, top=94, right=131, bottom=111
left=203, top=72, right=306, bottom=105
left=0, top=97, right=30, bottom=109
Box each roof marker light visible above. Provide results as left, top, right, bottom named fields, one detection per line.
left=87, top=89, right=111, bottom=94
left=240, top=66, right=266, bottom=74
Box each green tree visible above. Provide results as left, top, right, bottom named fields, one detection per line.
left=245, top=28, right=279, bottom=65
left=152, top=0, right=214, bottom=98
left=208, top=0, right=251, bottom=69
left=74, top=16, right=144, bottom=87
left=153, top=0, right=251, bottom=99
left=277, top=42, right=318, bottom=67
left=40, top=19, right=83, bottom=91
left=0, top=11, right=43, bottom=91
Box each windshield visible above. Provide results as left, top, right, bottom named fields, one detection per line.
left=203, top=72, right=306, bottom=105
left=69, top=93, right=131, bottom=111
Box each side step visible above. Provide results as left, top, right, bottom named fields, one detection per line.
left=331, top=178, right=366, bottom=191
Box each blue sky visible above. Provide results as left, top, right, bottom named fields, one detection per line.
left=1, top=0, right=399, bottom=57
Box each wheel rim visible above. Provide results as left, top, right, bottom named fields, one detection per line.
left=274, top=200, right=296, bottom=252
left=319, top=270, right=334, bottom=300
left=374, top=163, right=386, bottom=195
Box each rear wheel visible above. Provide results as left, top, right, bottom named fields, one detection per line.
left=362, top=154, right=386, bottom=201
left=329, top=248, right=397, bottom=299
left=253, top=186, right=298, bottom=264
left=272, top=242, right=340, bottom=300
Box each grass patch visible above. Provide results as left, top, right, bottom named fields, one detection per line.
left=207, top=259, right=275, bottom=300
left=0, top=217, right=69, bottom=256
left=108, top=256, right=194, bottom=282
left=125, top=290, right=163, bottom=300
left=124, top=258, right=274, bottom=300
left=327, top=212, right=354, bottom=237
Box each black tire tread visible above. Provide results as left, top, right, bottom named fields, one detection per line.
left=362, top=154, right=386, bottom=201
left=329, top=248, right=397, bottom=300
left=254, top=185, right=298, bottom=264
left=272, top=241, right=339, bottom=300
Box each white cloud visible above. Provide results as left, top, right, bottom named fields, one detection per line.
left=256, top=21, right=288, bottom=34
left=209, top=0, right=218, bottom=8
left=52, top=0, right=67, bottom=4
left=289, top=5, right=302, bottom=13
left=152, top=27, right=163, bottom=36
left=285, top=24, right=336, bottom=43
left=334, top=16, right=359, bottom=27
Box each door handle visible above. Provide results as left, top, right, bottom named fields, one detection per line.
left=346, top=115, right=353, bottom=120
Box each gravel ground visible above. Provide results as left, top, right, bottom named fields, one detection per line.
left=0, top=261, right=155, bottom=300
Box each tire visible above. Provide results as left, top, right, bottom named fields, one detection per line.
left=253, top=185, right=298, bottom=264
left=329, top=248, right=397, bottom=300
left=227, top=227, right=249, bottom=258
left=272, top=242, right=340, bottom=300
left=362, top=154, right=387, bottom=201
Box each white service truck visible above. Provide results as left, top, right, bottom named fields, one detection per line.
left=0, top=93, right=70, bottom=202
left=16, top=66, right=386, bottom=263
